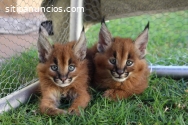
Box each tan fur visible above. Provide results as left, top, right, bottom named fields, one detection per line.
left=88, top=37, right=149, bottom=101
left=37, top=42, right=91, bottom=115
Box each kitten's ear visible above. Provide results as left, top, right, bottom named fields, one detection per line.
left=97, top=17, right=113, bottom=53
left=37, top=21, right=53, bottom=63
left=135, top=22, right=149, bottom=59
left=73, top=27, right=87, bottom=60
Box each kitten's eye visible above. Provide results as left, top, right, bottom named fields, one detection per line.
left=126, top=60, right=133, bottom=66
left=109, top=58, right=116, bottom=65
left=68, top=65, right=75, bottom=72
left=51, top=65, right=58, bottom=71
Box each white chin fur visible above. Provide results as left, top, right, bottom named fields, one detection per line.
left=55, top=79, right=72, bottom=87
left=50, top=77, right=76, bottom=87
left=112, top=77, right=127, bottom=82
left=111, top=72, right=131, bottom=82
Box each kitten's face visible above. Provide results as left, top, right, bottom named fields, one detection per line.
left=95, top=38, right=137, bottom=82
left=37, top=23, right=87, bottom=88
left=108, top=38, right=136, bottom=82
left=47, top=43, right=81, bottom=87
left=95, top=21, right=149, bottom=83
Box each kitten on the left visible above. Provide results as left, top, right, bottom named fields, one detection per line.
left=37, top=21, right=91, bottom=116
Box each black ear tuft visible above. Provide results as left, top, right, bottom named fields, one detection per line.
left=134, top=22, right=149, bottom=59
left=82, top=26, right=85, bottom=32
left=37, top=21, right=53, bottom=63
left=101, top=16, right=105, bottom=24
left=39, top=26, right=42, bottom=33
left=97, top=17, right=113, bottom=53
left=73, top=29, right=87, bottom=60
left=144, top=22, right=149, bottom=30
left=40, top=20, right=54, bottom=35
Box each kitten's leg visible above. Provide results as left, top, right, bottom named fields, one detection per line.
left=68, top=89, right=91, bottom=115
left=103, top=89, right=131, bottom=101
left=40, top=89, right=67, bottom=116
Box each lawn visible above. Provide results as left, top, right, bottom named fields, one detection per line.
left=0, top=10, right=188, bottom=124
left=0, top=77, right=188, bottom=124
left=0, top=49, right=38, bottom=98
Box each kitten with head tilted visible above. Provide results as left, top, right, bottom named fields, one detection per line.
left=37, top=21, right=91, bottom=115
left=89, top=19, right=150, bottom=101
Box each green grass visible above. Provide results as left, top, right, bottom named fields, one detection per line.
left=0, top=49, right=38, bottom=98
left=87, top=10, right=188, bottom=65
left=0, top=76, right=187, bottom=124
left=0, top=10, right=188, bottom=124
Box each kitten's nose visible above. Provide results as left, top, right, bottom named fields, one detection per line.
left=61, top=76, right=67, bottom=82
left=116, top=69, right=124, bottom=75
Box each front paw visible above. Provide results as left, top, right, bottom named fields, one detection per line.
left=103, top=89, right=116, bottom=100
left=68, top=108, right=80, bottom=116
left=40, top=107, right=67, bottom=116
left=56, top=108, right=68, bottom=115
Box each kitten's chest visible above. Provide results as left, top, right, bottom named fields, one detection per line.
left=60, top=87, right=78, bottom=100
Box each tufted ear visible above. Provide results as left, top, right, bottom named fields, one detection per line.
left=37, top=21, right=53, bottom=63
left=135, top=22, right=149, bottom=59
left=97, top=17, right=113, bottom=53
left=73, top=27, right=87, bottom=60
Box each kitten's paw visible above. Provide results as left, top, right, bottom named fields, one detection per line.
left=103, top=89, right=116, bottom=100
left=55, top=108, right=68, bottom=115
left=68, top=108, right=80, bottom=116
left=40, top=107, right=67, bottom=116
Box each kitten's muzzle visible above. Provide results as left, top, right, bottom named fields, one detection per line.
left=61, top=76, right=72, bottom=84
left=53, top=75, right=72, bottom=84
left=121, top=72, right=129, bottom=78
left=111, top=70, right=129, bottom=78
left=110, top=70, right=129, bottom=82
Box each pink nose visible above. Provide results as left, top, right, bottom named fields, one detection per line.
left=117, top=69, right=124, bottom=75
left=61, top=76, right=67, bottom=82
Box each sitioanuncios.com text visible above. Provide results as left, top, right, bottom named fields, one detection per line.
left=5, top=5, right=84, bottom=13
